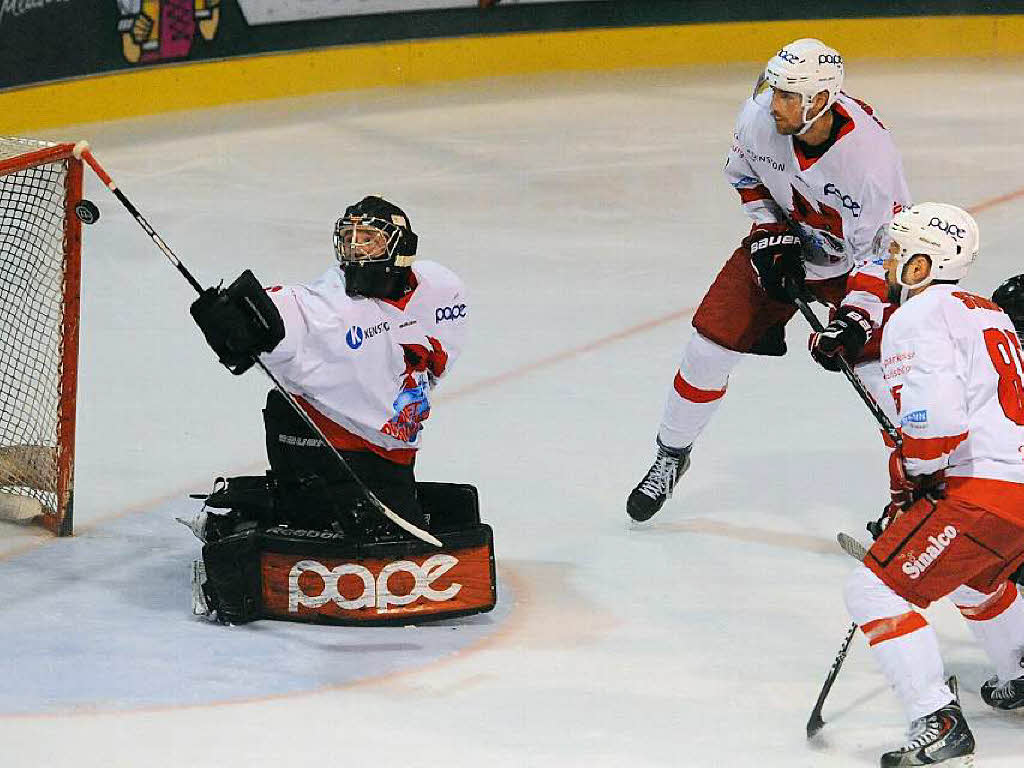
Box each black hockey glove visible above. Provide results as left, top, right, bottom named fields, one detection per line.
left=746, top=224, right=806, bottom=304
left=808, top=307, right=873, bottom=372
left=190, top=270, right=285, bottom=375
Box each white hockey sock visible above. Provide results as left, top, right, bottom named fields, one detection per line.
left=658, top=332, right=741, bottom=449
left=952, top=582, right=1024, bottom=682
left=845, top=565, right=952, bottom=722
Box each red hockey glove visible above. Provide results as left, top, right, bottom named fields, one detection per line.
left=871, top=448, right=946, bottom=539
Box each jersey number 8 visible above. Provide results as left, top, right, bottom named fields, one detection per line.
left=983, top=327, right=1024, bottom=426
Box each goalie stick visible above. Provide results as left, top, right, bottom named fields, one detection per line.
left=72, top=142, right=442, bottom=548
left=806, top=533, right=869, bottom=739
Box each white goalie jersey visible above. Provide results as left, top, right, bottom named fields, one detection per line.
left=881, top=285, right=1024, bottom=483
left=260, top=261, right=468, bottom=461
left=725, top=91, right=911, bottom=280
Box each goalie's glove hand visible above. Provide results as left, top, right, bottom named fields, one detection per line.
left=746, top=223, right=806, bottom=304
left=808, top=307, right=873, bottom=372
left=190, top=270, right=285, bottom=375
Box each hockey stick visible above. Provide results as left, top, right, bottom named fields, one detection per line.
left=807, top=620, right=858, bottom=738
left=791, top=289, right=886, bottom=737
left=805, top=528, right=872, bottom=738
left=73, top=142, right=442, bottom=548
left=790, top=293, right=902, bottom=446
left=806, top=534, right=869, bottom=738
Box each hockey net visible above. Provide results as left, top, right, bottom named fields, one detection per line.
left=0, top=138, right=83, bottom=536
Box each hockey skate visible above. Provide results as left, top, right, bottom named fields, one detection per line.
left=626, top=438, right=691, bottom=522
left=981, top=672, right=1024, bottom=710
left=880, top=677, right=975, bottom=767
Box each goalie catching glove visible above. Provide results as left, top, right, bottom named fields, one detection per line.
left=746, top=223, right=807, bottom=304
left=808, top=307, right=873, bottom=372
left=190, top=270, right=285, bottom=375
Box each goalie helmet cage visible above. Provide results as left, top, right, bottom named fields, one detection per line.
left=0, top=138, right=83, bottom=536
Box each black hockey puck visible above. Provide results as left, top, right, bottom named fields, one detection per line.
left=74, top=199, right=100, bottom=225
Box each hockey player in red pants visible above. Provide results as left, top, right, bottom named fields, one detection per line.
left=627, top=37, right=911, bottom=521
left=844, top=203, right=1024, bottom=767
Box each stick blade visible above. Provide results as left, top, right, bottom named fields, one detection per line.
left=837, top=531, right=868, bottom=560
left=806, top=710, right=825, bottom=739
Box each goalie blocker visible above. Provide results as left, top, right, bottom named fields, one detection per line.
left=194, top=480, right=496, bottom=625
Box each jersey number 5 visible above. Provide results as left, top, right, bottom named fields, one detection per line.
left=983, top=328, right=1024, bottom=426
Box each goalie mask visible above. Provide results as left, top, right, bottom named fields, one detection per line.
left=755, top=38, right=844, bottom=135
left=872, top=202, right=979, bottom=303
left=334, top=196, right=418, bottom=300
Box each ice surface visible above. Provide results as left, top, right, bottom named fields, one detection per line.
left=1, top=59, right=1023, bottom=767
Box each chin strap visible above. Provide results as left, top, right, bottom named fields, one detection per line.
left=795, top=98, right=834, bottom=136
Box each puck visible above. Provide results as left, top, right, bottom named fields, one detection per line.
left=74, top=199, right=100, bottom=225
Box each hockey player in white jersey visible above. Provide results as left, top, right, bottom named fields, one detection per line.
left=184, top=197, right=497, bottom=626
left=192, top=195, right=468, bottom=536
left=627, top=38, right=911, bottom=521
left=844, top=204, right=1024, bottom=766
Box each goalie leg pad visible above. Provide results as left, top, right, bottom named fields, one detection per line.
left=201, top=528, right=262, bottom=624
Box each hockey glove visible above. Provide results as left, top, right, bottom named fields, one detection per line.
left=190, top=270, right=285, bottom=375
left=808, top=307, right=873, bottom=372
left=746, top=224, right=806, bottom=304
left=872, top=447, right=946, bottom=539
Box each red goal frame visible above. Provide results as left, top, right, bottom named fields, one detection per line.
left=0, top=142, right=82, bottom=536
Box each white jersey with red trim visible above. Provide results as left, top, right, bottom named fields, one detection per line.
left=260, top=260, right=467, bottom=454
left=725, top=92, right=911, bottom=280
left=880, top=284, right=1024, bottom=483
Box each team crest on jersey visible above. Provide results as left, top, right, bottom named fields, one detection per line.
left=381, top=382, right=431, bottom=443
left=789, top=185, right=846, bottom=262
left=379, top=337, right=449, bottom=443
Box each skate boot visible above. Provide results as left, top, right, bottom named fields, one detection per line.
left=981, top=671, right=1024, bottom=710
left=880, top=677, right=975, bottom=767
left=626, top=438, right=691, bottom=522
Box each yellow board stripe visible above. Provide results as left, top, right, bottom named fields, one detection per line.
left=3, top=15, right=1023, bottom=133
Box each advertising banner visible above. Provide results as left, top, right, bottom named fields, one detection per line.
left=237, top=1, right=583, bottom=26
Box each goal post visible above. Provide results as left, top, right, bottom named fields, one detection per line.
left=0, top=138, right=83, bottom=536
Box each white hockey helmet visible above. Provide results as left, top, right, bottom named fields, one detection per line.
left=874, top=202, right=979, bottom=289
left=760, top=38, right=844, bottom=133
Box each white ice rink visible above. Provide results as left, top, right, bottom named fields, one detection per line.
left=2, top=57, right=1023, bottom=767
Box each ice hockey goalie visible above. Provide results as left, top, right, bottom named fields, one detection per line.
left=183, top=196, right=496, bottom=625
